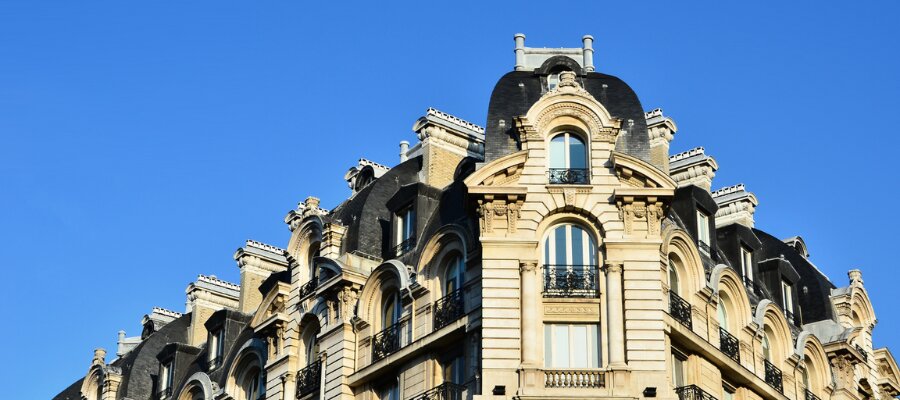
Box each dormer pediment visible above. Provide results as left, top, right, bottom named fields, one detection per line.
left=250, top=281, right=290, bottom=330
left=612, top=151, right=677, bottom=190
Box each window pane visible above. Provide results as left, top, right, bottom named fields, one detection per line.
left=553, top=325, right=570, bottom=368
left=571, top=226, right=584, bottom=266
left=571, top=325, right=588, bottom=368
left=590, top=324, right=599, bottom=367
left=544, top=325, right=552, bottom=368
left=554, top=226, right=567, bottom=265
left=568, top=135, right=586, bottom=169
left=550, top=136, right=567, bottom=168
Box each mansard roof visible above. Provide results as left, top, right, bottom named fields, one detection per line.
left=484, top=63, right=650, bottom=164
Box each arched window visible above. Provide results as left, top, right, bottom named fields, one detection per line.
left=444, top=254, right=464, bottom=294
left=543, top=223, right=598, bottom=297
left=668, top=257, right=680, bottom=295
left=800, top=365, right=810, bottom=391
left=762, top=333, right=772, bottom=361
left=239, top=366, right=262, bottom=400
left=305, top=332, right=319, bottom=366
left=382, top=291, right=401, bottom=329
left=548, top=133, right=589, bottom=184
left=717, top=302, right=728, bottom=329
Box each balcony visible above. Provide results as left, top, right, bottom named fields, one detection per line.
left=548, top=168, right=589, bottom=184
left=543, top=369, right=605, bottom=388
left=372, top=320, right=410, bottom=362
left=669, top=292, right=693, bottom=330
left=296, top=360, right=322, bottom=398
left=433, top=289, right=465, bottom=331
left=298, top=278, right=318, bottom=299
left=408, top=382, right=466, bottom=400
left=718, top=327, right=740, bottom=363
left=391, top=236, right=417, bottom=258
left=764, top=360, right=783, bottom=393
left=543, top=265, right=598, bottom=298
left=804, top=389, right=821, bottom=400
left=675, top=385, right=718, bottom=400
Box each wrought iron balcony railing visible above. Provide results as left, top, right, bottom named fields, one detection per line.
left=296, top=360, right=322, bottom=398
left=543, top=369, right=606, bottom=388
left=804, top=389, right=821, bottom=400
left=548, top=168, right=589, bottom=184
left=433, top=289, right=464, bottom=331
left=298, top=278, right=318, bottom=299
left=408, top=382, right=466, bottom=400
left=543, top=264, right=598, bottom=298
left=718, top=327, right=740, bottom=363
left=675, top=385, right=718, bottom=400
left=764, top=359, right=783, bottom=393
left=392, top=236, right=417, bottom=258
left=372, top=320, right=409, bottom=362
left=669, top=292, right=693, bottom=330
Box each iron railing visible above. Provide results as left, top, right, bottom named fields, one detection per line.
left=804, top=389, right=821, bottom=400
left=669, top=292, right=693, bottom=330
left=764, top=359, right=783, bottom=393
left=296, top=360, right=322, bottom=398
left=856, top=345, right=868, bottom=362
left=675, top=385, right=718, bottom=400
left=548, top=168, right=589, bottom=184
left=543, top=369, right=606, bottom=388
left=407, top=382, right=466, bottom=400
left=372, top=321, right=406, bottom=362
left=718, top=327, right=740, bottom=363
left=433, top=289, right=465, bottom=331
left=543, top=265, right=598, bottom=298
left=392, top=236, right=417, bottom=258
left=298, top=278, right=318, bottom=299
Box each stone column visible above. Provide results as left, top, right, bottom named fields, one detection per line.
left=280, top=372, right=295, bottom=400
left=520, top=261, right=540, bottom=367
left=605, top=262, right=626, bottom=367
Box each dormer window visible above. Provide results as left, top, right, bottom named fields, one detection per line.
left=781, top=280, right=794, bottom=320
left=548, top=132, right=588, bottom=184
left=158, top=360, right=174, bottom=398
left=740, top=246, right=753, bottom=284
left=393, top=206, right=416, bottom=257
left=548, top=73, right=560, bottom=91
left=208, top=329, right=225, bottom=368
left=696, top=210, right=710, bottom=252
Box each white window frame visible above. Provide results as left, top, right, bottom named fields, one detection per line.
left=741, top=246, right=753, bottom=282
left=543, top=323, right=600, bottom=369
left=696, top=210, right=710, bottom=248
left=671, top=349, right=686, bottom=388
left=208, top=329, right=224, bottom=365
left=395, top=206, right=415, bottom=245
left=160, top=361, right=174, bottom=396
left=782, top=280, right=794, bottom=313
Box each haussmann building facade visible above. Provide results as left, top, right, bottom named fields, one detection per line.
left=55, top=34, right=900, bottom=400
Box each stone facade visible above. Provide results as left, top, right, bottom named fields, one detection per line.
left=55, top=34, right=899, bottom=400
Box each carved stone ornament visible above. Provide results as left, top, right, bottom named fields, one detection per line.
left=519, top=261, right=538, bottom=273
left=617, top=195, right=666, bottom=237
left=476, top=195, right=525, bottom=236
left=507, top=202, right=520, bottom=233
left=830, top=355, right=856, bottom=388
left=604, top=262, right=624, bottom=275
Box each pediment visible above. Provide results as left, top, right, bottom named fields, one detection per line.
left=612, top=151, right=676, bottom=190
left=464, top=151, right=527, bottom=188
left=250, top=281, right=290, bottom=329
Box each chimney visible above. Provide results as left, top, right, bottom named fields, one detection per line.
left=582, top=35, right=595, bottom=72
left=234, top=240, right=289, bottom=313
left=646, top=108, right=677, bottom=173
left=185, top=275, right=240, bottom=346
left=711, top=184, right=758, bottom=228
left=117, top=330, right=126, bottom=356
left=514, top=33, right=526, bottom=71
left=669, top=147, right=718, bottom=192
left=399, top=141, right=409, bottom=162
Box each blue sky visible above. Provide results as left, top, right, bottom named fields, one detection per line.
left=2, top=1, right=899, bottom=398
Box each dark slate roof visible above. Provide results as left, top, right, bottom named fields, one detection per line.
left=484, top=58, right=650, bottom=163
left=753, top=228, right=836, bottom=324
left=115, top=313, right=192, bottom=399
left=52, top=377, right=84, bottom=400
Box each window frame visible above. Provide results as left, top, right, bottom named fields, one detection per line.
left=395, top=205, right=415, bottom=246
left=740, top=246, right=754, bottom=283
left=548, top=132, right=589, bottom=184
left=696, top=209, right=710, bottom=249
left=543, top=323, right=601, bottom=369
left=671, top=348, right=687, bottom=388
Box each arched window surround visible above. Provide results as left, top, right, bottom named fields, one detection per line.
left=547, top=128, right=590, bottom=185
left=539, top=221, right=601, bottom=298
left=661, top=228, right=706, bottom=299
left=225, top=340, right=267, bottom=400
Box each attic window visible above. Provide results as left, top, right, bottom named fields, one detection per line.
left=548, top=73, right=560, bottom=91
left=741, top=246, right=754, bottom=284
left=392, top=205, right=416, bottom=257
left=696, top=210, right=710, bottom=252
left=208, top=328, right=225, bottom=368
left=158, top=360, right=174, bottom=398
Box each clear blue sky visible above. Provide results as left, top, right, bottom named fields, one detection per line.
left=2, top=1, right=898, bottom=398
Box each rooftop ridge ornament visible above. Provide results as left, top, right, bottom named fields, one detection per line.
left=245, top=239, right=285, bottom=254
left=197, top=274, right=240, bottom=290
left=711, top=183, right=747, bottom=198
left=669, top=147, right=706, bottom=162
left=150, top=307, right=183, bottom=318
left=425, top=107, right=485, bottom=135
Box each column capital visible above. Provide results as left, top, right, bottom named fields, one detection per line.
left=603, top=262, right=624, bottom=274
left=519, top=260, right=538, bottom=273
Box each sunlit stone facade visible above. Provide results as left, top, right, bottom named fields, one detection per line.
left=55, top=34, right=899, bottom=400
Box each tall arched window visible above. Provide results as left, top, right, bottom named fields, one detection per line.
left=668, top=257, right=680, bottom=295
left=238, top=365, right=263, bottom=400
left=762, top=333, right=772, bottom=361
left=543, top=223, right=598, bottom=297
left=548, top=133, right=588, bottom=184
left=444, top=254, right=464, bottom=294
left=717, top=302, right=728, bottom=329
left=382, top=291, right=401, bottom=329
